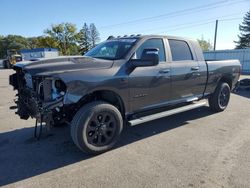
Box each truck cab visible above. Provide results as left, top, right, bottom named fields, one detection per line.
left=124, top=35, right=208, bottom=112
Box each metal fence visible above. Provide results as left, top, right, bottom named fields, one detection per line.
left=204, top=48, right=250, bottom=74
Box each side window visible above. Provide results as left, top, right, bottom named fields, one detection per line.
left=135, top=38, right=166, bottom=62
left=168, top=39, right=193, bottom=61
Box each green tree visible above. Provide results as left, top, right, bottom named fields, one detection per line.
left=235, top=11, right=250, bottom=49
left=0, top=35, right=5, bottom=58
left=68, top=43, right=81, bottom=55
left=35, top=36, right=58, bottom=48
left=89, top=23, right=100, bottom=48
left=0, top=22, right=101, bottom=58
left=45, top=23, right=80, bottom=55
left=197, top=36, right=213, bottom=51
left=2, top=35, right=29, bottom=50
left=27, top=37, right=39, bottom=49
left=78, top=23, right=91, bottom=54
left=0, top=35, right=29, bottom=58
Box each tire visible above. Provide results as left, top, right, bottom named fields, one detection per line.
left=209, top=82, right=231, bottom=112
left=52, top=122, right=67, bottom=128
left=71, top=101, right=123, bottom=154
left=6, top=61, right=12, bottom=69
left=3, top=60, right=7, bottom=69
left=3, top=60, right=11, bottom=69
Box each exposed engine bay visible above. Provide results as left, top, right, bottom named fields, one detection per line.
left=9, top=67, right=69, bottom=128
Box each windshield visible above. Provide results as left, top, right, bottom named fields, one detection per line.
left=85, top=38, right=137, bottom=60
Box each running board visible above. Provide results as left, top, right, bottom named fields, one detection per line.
left=128, top=101, right=207, bottom=126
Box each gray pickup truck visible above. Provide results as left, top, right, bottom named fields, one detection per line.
left=9, top=35, right=241, bottom=154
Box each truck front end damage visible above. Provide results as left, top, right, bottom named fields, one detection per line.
left=9, top=67, right=68, bottom=127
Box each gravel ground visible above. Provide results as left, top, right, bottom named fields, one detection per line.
left=0, top=69, right=250, bottom=188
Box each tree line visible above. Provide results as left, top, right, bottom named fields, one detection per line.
left=0, top=22, right=100, bottom=58
left=0, top=11, right=249, bottom=58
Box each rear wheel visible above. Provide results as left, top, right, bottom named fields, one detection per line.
left=71, top=101, right=123, bottom=154
left=209, top=82, right=231, bottom=112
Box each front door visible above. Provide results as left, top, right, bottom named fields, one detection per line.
left=128, top=38, right=171, bottom=112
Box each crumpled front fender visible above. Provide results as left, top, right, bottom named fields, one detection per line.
left=63, top=80, right=89, bottom=105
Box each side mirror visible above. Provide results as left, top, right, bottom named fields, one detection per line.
left=131, top=48, right=159, bottom=67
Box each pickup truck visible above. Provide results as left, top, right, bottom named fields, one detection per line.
left=9, top=35, right=241, bottom=154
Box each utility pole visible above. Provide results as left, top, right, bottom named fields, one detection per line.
left=213, top=20, right=218, bottom=51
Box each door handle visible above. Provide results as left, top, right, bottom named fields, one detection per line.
left=159, top=69, right=170, bottom=74
left=191, top=66, right=199, bottom=71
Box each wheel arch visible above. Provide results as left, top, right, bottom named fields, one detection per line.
left=218, top=75, right=233, bottom=89
left=76, top=89, right=126, bottom=119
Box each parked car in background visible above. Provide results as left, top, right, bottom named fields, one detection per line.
left=3, top=49, right=22, bottom=69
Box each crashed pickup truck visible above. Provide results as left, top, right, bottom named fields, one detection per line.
left=9, top=35, right=241, bottom=154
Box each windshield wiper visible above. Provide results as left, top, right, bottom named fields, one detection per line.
left=92, top=56, right=115, bottom=60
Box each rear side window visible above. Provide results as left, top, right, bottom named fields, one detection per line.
left=168, top=39, right=193, bottom=61
left=135, top=38, right=166, bottom=62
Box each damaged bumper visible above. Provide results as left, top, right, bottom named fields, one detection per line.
left=9, top=70, right=67, bottom=126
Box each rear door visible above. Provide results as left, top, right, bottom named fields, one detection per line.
left=167, top=39, right=202, bottom=101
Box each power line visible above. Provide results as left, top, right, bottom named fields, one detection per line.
left=158, top=17, right=242, bottom=33
left=220, top=17, right=243, bottom=21
left=100, top=0, right=228, bottom=28
left=102, top=17, right=243, bottom=39
left=124, top=12, right=243, bottom=35
left=159, top=21, right=216, bottom=33
left=102, top=17, right=242, bottom=40
left=99, top=0, right=249, bottom=29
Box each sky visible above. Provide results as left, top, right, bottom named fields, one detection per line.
left=0, top=0, right=249, bottom=50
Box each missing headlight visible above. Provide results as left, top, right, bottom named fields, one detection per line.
left=24, top=73, right=33, bottom=88
left=51, top=79, right=67, bottom=100
left=54, top=80, right=67, bottom=92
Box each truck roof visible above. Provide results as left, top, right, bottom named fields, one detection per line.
left=108, top=34, right=195, bottom=42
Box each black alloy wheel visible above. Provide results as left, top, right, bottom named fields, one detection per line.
left=71, top=101, right=123, bottom=154
left=86, top=112, right=118, bottom=146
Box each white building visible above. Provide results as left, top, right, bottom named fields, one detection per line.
left=20, top=48, right=59, bottom=61
left=204, top=48, right=250, bottom=74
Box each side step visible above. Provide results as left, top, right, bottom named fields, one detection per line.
left=128, top=101, right=207, bottom=126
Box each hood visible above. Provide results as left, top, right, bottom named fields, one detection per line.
left=14, top=56, right=113, bottom=76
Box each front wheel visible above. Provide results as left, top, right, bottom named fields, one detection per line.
left=5, top=60, right=12, bottom=69
left=71, top=101, right=123, bottom=154
left=209, top=82, right=231, bottom=112
left=3, top=60, right=7, bottom=69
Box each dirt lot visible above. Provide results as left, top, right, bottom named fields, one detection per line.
left=0, top=69, right=250, bottom=188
